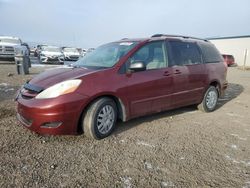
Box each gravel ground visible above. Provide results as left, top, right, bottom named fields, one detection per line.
left=0, top=63, right=250, bottom=188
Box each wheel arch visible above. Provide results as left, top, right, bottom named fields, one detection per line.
left=77, top=93, right=127, bottom=133
left=209, top=80, right=221, bottom=97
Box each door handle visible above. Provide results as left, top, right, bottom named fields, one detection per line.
left=163, top=71, right=171, bottom=76
left=174, top=69, right=181, bottom=74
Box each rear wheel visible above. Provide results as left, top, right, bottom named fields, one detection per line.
left=198, top=86, right=218, bottom=112
left=82, top=97, right=117, bottom=139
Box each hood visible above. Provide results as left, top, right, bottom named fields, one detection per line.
left=41, top=51, right=63, bottom=56
left=0, top=42, right=20, bottom=46
left=29, top=67, right=98, bottom=88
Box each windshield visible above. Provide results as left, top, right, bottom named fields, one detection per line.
left=0, top=38, right=21, bottom=44
left=64, top=48, right=79, bottom=53
left=73, top=42, right=138, bottom=69
left=42, top=46, right=61, bottom=52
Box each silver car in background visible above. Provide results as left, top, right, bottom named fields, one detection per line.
left=39, top=46, right=64, bottom=64
left=0, top=36, right=22, bottom=59
left=63, top=47, right=80, bottom=61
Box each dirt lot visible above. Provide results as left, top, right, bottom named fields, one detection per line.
left=0, top=63, right=250, bottom=188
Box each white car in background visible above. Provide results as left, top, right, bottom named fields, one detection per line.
left=78, top=48, right=93, bottom=59
left=39, top=46, right=64, bottom=64
left=80, top=48, right=87, bottom=57
left=0, top=36, right=22, bottom=59
left=63, top=47, right=80, bottom=61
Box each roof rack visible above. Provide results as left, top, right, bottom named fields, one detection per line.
left=151, top=34, right=208, bottom=42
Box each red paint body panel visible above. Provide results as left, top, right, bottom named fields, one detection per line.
left=17, top=92, right=89, bottom=135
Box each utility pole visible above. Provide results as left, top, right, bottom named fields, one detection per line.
left=243, top=49, right=248, bottom=70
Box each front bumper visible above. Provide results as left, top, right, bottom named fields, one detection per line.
left=16, top=92, right=89, bottom=135
left=65, top=55, right=79, bottom=61
left=0, top=53, right=15, bottom=58
left=40, top=56, right=64, bottom=64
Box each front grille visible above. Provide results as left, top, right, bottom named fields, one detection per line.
left=20, top=83, right=44, bottom=99
left=0, top=46, right=14, bottom=53
left=48, top=57, right=59, bottom=60
left=23, top=83, right=44, bottom=93
left=69, top=56, right=79, bottom=60
left=5, top=46, right=14, bottom=52
left=69, top=55, right=79, bottom=58
left=21, top=92, right=36, bottom=99
left=21, top=88, right=38, bottom=99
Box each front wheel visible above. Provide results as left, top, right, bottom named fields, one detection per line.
left=198, top=86, right=218, bottom=112
left=82, top=97, right=117, bottom=139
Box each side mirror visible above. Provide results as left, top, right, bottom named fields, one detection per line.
left=128, top=61, right=146, bottom=72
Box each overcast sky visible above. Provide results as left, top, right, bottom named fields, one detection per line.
left=1, top=0, right=250, bottom=48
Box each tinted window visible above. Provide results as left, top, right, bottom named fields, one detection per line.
left=198, top=42, right=223, bottom=63
left=169, top=41, right=202, bottom=66
left=130, top=41, right=168, bottom=70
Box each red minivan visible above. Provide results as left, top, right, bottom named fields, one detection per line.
left=16, top=34, right=228, bottom=139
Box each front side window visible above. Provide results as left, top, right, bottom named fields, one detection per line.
left=169, top=41, right=202, bottom=66
left=129, top=41, right=168, bottom=70
left=74, top=42, right=138, bottom=69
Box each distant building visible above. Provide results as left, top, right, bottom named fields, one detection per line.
left=208, top=35, right=250, bottom=66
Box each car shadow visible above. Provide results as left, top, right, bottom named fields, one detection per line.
left=216, top=83, right=244, bottom=109
left=113, top=83, right=244, bottom=136
left=113, top=105, right=196, bottom=136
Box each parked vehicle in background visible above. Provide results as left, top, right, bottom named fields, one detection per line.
left=78, top=48, right=94, bottom=59
left=78, top=49, right=87, bottom=58
left=87, top=48, right=95, bottom=53
left=63, top=47, right=80, bottom=61
left=0, top=36, right=22, bottom=60
left=81, top=49, right=87, bottom=55
left=16, top=34, right=228, bottom=139
left=39, top=46, right=64, bottom=64
left=222, top=54, right=236, bottom=67
left=34, top=44, right=47, bottom=57
left=29, top=45, right=37, bottom=56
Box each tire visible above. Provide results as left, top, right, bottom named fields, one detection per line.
left=82, top=97, right=117, bottom=139
left=198, top=86, right=218, bottom=112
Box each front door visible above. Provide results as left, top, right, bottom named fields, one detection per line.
left=124, top=41, right=174, bottom=118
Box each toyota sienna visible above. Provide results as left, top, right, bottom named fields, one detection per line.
left=16, top=34, right=228, bottom=139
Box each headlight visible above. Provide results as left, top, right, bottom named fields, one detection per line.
left=35, top=79, right=82, bottom=99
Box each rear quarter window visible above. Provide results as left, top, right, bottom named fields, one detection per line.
left=198, top=42, right=223, bottom=63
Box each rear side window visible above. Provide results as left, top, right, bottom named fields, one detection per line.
left=169, top=41, right=202, bottom=66
left=198, top=42, right=223, bottom=63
